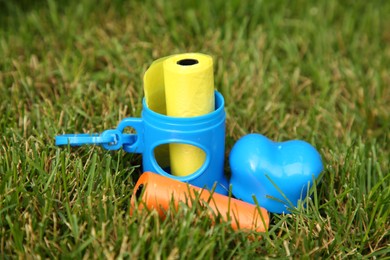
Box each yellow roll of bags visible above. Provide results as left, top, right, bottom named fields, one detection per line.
left=144, top=53, right=215, bottom=176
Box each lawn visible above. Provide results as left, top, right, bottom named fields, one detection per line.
left=0, top=0, right=389, bottom=258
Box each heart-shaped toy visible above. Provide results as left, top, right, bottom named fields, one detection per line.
left=229, top=134, right=323, bottom=213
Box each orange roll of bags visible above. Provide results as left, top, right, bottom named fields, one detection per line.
left=130, top=172, right=269, bottom=233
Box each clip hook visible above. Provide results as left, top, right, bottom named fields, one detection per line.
left=55, top=129, right=137, bottom=151
left=55, top=133, right=115, bottom=146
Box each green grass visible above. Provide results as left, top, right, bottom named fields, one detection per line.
left=1, top=0, right=389, bottom=258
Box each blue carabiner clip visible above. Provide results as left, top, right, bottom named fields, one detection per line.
left=55, top=128, right=137, bottom=151
left=55, top=133, right=116, bottom=146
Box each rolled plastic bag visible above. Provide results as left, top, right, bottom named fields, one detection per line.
left=130, top=172, right=269, bottom=233
left=144, top=53, right=215, bottom=176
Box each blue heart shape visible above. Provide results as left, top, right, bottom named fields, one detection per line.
left=229, top=134, right=323, bottom=213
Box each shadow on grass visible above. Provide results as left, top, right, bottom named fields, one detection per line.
left=0, top=0, right=47, bottom=15
left=0, top=0, right=46, bottom=28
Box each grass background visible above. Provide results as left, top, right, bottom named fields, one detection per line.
left=1, top=0, right=389, bottom=258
